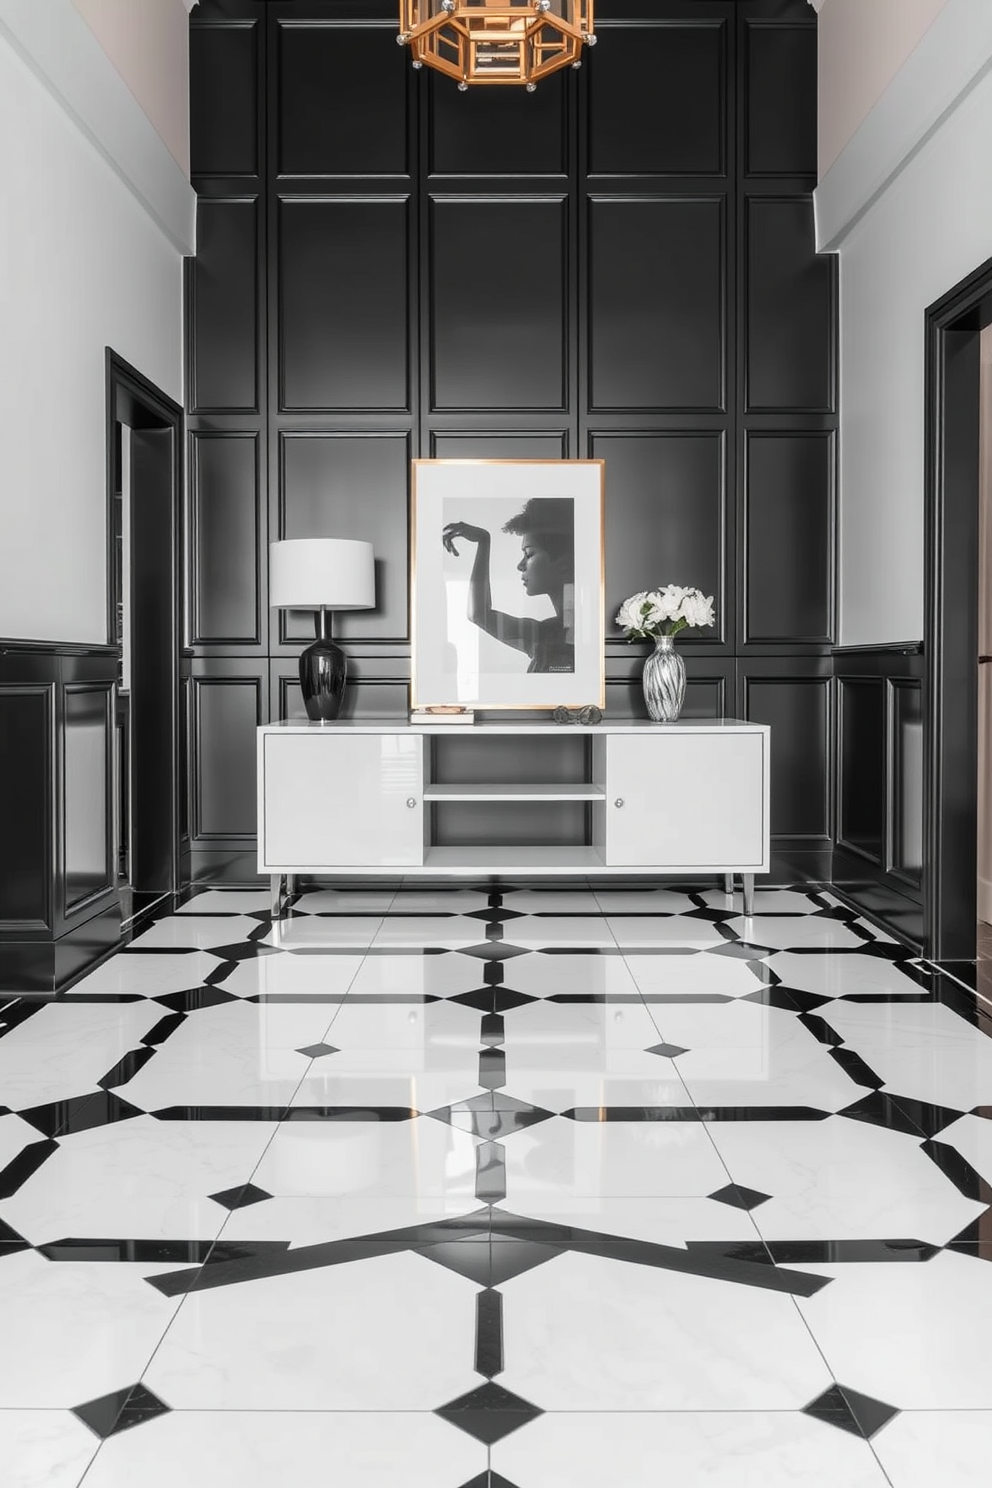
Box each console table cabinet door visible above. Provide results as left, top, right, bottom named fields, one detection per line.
left=605, top=733, right=766, bottom=867
left=261, top=733, right=424, bottom=867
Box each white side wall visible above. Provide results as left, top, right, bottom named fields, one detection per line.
left=815, top=0, right=950, bottom=176
left=819, top=0, right=992, bottom=644
left=71, top=0, right=192, bottom=175
left=0, top=35, right=184, bottom=643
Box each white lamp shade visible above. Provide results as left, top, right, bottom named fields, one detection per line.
left=269, top=539, right=375, bottom=610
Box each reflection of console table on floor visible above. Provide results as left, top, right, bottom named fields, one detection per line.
left=258, top=719, right=770, bottom=918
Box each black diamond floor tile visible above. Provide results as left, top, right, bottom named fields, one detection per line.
left=208, top=1182, right=273, bottom=1211
left=436, top=1381, right=542, bottom=1444
left=73, top=1383, right=171, bottom=1440
left=803, top=1382, right=899, bottom=1439
left=295, top=1042, right=339, bottom=1059
left=646, top=1042, right=688, bottom=1058
left=708, top=1183, right=772, bottom=1211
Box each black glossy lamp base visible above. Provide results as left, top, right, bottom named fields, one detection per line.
left=300, top=638, right=346, bottom=721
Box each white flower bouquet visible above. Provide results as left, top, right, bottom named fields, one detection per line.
left=616, top=585, right=716, bottom=641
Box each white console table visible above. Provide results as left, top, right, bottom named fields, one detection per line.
left=257, top=718, right=770, bottom=917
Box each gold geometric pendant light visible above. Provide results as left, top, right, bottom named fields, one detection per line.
left=398, top=0, right=595, bottom=90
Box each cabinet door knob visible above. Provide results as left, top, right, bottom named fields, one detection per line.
left=614, top=798, right=624, bottom=808
left=406, top=797, right=417, bottom=809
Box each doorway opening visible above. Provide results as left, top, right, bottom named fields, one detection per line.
left=106, top=351, right=184, bottom=930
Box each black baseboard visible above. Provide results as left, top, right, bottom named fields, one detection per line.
left=828, top=864, right=924, bottom=953
left=0, top=901, right=122, bottom=996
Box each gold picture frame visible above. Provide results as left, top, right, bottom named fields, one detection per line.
left=410, top=458, right=605, bottom=710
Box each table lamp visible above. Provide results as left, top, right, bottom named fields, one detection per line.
left=269, top=538, right=375, bottom=721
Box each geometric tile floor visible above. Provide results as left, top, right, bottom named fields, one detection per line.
left=1, top=883, right=992, bottom=1486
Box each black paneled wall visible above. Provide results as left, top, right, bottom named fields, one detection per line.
left=187, top=0, right=834, bottom=884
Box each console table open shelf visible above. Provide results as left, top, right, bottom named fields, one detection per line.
left=258, top=718, right=770, bottom=917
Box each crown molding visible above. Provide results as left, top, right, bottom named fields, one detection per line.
left=815, top=0, right=992, bottom=251
left=0, top=0, right=195, bottom=254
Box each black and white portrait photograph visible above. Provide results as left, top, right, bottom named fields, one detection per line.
left=411, top=460, right=604, bottom=708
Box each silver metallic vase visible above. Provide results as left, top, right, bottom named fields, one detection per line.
left=642, top=634, right=686, bottom=722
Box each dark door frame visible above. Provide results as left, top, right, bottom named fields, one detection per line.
left=924, top=256, right=992, bottom=958
left=105, top=349, right=184, bottom=916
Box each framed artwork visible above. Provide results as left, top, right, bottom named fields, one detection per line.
left=411, top=459, right=605, bottom=709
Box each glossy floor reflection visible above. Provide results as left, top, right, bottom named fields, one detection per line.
left=1, top=884, right=991, bottom=1486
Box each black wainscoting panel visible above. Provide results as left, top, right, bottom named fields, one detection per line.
left=190, top=432, right=261, bottom=646
left=190, top=667, right=265, bottom=841
left=889, top=679, right=923, bottom=886
left=429, top=72, right=566, bottom=176
left=431, top=433, right=568, bottom=459
left=190, top=21, right=259, bottom=177
left=430, top=197, right=566, bottom=411
left=746, top=197, right=834, bottom=412
left=277, top=22, right=409, bottom=177
left=278, top=197, right=410, bottom=411
left=745, top=20, right=817, bottom=177
left=277, top=431, right=410, bottom=643
left=63, top=685, right=114, bottom=914
left=189, top=198, right=259, bottom=413
left=591, top=432, right=725, bottom=645
left=745, top=431, right=833, bottom=643
left=838, top=677, right=885, bottom=864
left=742, top=669, right=831, bottom=841
left=0, top=686, right=51, bottom=926
left=587, top=19, right=727, bottom=177
left=588, top=197, right=725, bottom=411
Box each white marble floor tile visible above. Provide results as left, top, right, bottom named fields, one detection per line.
left=495, top=1410, right=888, bottom=1488
left=606, top=915, right=727, bottom=949
left=824, top=1000, right=984, bottom=1052
left=324, top=999, right=485, bottom=1050
left=796, top=1251, right=992, bottom=1408
left=64, top=951, right=224, bottom=999
left=500, top=997, right=665, bottom=1050
left=650, top=998, right=828, bottom=1058
left=0, top=1111, right=51, bottom=1171
left=216, top=949, right=365, bottom=999
left=871, top=1409, right=992, bottom=1488
left=145, top=1251, right=479, bottom=1410
left=390, top=888, right=492, bottom=912
left=502, top=1115, right=728, bottom=1199
left=699, top=888, right=822, bottom=915
left=252, top=1115, right=480, bottom=1199
left=121, top=1002, right=338, bottom=1110
left=259, top=916, right=382, bottom=949
left=496, top=952, right=642, bottom=998
left=501, top=889, right=603, bottom=913
left=500, top=1252, right=831, bottom=1410
left=724, top=915, right=866, bottom=951
left=593, top=888, right=698, bottom=914
left=763, top=950, right=923, bottom=999
left=286, top=1047, right=484, bottom=1111
left=0, top=1002, right=164, bottom=1107
left=0, top=1115, right=280, bottom=1245
left=678, top=1064, right=861, bottom=1114
left=218, top=1194, right=487, bottom=1246
left=499, top=1049, right=693, bottom=1111
left=499, top=916, right=619, bottom=949
left=624, top=952, right=765, bottom=998
left=83, top=1410, right=484, bottom=1488
left=708, top=1117, right=985, bottom=1244
left=293, top=888, right=397, bottom=914
left=496, top=1195, right=762, bottom=1246
left=934, top=1113, right=992, bottom=1183
left=128, top=915, right=261, bottom=950
left=0, top=1410, right=98, bottom=1488
left=177, top=891, right=272, bottom=915
left=344, top=953, right=489, bottom=999
left=370, top=915, right=491, bottom=949
left=0, top=1250, right=180, bottom=1407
